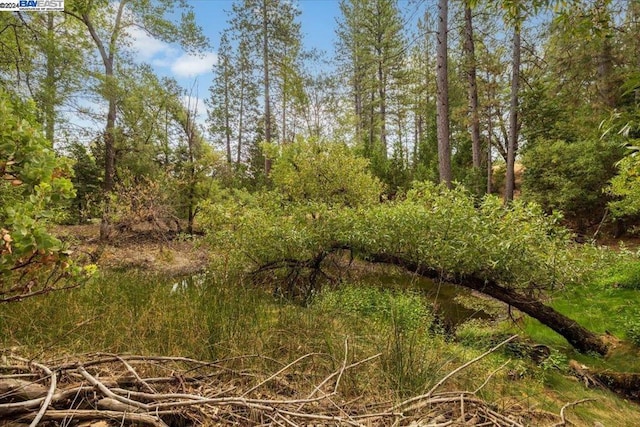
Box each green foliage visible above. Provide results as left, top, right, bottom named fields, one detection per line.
left=625, top=317, right=640, bottom=347
left=203, top=176, right=590, bottom=296
left=359, top=182, right=580, bottom=289
left=170, top=138, right=221, bottom=225
left=314, top=285, right=432, bottom=333
left=608, top=153, right=640, bottom=219
left=0, top=89, right=94, bottom=302
left=269, top=139, right=384, bottom=207
left=593, top=260, right=640, bottom=290
left=521, top=139, right=622, bottom=228
left=66, top=141, right=102, bottom=222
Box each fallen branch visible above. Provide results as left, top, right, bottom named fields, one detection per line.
left=552, top=398, right=596, bottom=427
left=27, top=360, right=56, bottom=427
left=0, top=350, right=590, bottom=426
left=392, top=335, right=518, bottom=413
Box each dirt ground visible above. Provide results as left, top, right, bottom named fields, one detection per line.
left=53, top=223, right=209, bottom=276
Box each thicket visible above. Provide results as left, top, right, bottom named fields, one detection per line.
left=0, top=90, right=94, bottom=302
left=521, top=139, right=623, bottom=231
left=203, top=148, right=598, bottom=300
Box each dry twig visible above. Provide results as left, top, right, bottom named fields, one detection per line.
left=0, top=344, right=580, bottom=426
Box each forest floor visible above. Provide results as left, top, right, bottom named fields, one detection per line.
left=19, top=223, right=637, bottom=425
left=54, top=223, right=209, bottom=276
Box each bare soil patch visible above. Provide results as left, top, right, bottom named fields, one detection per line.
left=53, top=224, right=209, bottom=277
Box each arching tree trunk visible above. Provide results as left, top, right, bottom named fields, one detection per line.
left=367, top=253, right=608, bottom=355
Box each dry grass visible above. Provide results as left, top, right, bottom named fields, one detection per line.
left=53, top=223, right=209, bottom=276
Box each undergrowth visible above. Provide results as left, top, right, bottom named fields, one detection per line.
left=2, top=268, right=640, bottom=425
left=522, top=255, right=640, bottom=364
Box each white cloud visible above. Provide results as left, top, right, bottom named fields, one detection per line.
left=128, top=25, right=177, bottom=61
left=171, top=52, right=218, bottom=78
left=105, top=4, right=216, bottom=82
left=126, top=21, right=215, bottom=80
left=182, top=94, right=207, bottom=115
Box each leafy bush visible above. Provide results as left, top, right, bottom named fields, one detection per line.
left=608, top=153, right=640, bottom=219
left=521, top=139, right=622, bottom=230
left=65, top=141, right=102, bottom=223
left=268, top=139, right=384, bottom=207
left=0, top=89, right=94, bottom=302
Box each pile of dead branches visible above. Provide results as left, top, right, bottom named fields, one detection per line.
left=0, top=337, right=583, bottom=426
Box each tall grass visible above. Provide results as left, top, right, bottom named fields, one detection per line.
left=3, top=269, right=640, bottom=424
left=2, top=271, right=494, bottom=397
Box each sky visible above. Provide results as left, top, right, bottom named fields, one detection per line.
left=129, top=0, right=342, bottom=118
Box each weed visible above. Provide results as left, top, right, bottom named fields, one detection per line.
left=625, top=315, right=640, bottom=346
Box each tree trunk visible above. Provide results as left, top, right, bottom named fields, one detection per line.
left=487, top=110, right=493, bottom=194
left=44, top=12, right=56, bottom=146
left=187, top=127, right=196, bottom=235
left=262, top=0, right=272, bottom=176
left=436, top=0, right=452, bottom=188
left=367, top=253, right=609, bottom=355
left=224, top=60, right=232, bottom=164
left=505, top=24, right=520, bottom=203
left=79, top=1, right=127, bottom=241
left=463, top=3, right=481, bottom=173
left=238, top=83, right=245, bottom=164
left=100, top=66, right=117, bottom=241
left=354, top=69, right=363, bottom=144
left=378, top=56, right=387, bottom=158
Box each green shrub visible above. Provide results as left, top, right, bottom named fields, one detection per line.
left=203, top=180, right=602, bottom=298
left=608, top=153, right=640, bottom=219
left=314, top=285, right=432, bottom=333
left=521, top=139, right=622, bottom=230
left=0, top=89, right=94, bottom=302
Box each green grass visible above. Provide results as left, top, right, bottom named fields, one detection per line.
left=0, top=271, right=475, bottom=397
left=518, top=258, right=640, bottom=373
left=2, top=268, right=640, bottom=424
left=594, top=260, right=640, bottom=290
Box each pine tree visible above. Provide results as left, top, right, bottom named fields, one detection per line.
left=336, top=0, right=407, bottom=178
left=226, top=0, right=305, bottom=176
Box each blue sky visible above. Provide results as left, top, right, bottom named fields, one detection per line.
left=128, top=0, right=341, bottom=120
left=190, top=0, right=341, bottom=55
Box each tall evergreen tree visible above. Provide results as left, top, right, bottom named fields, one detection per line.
left=226, top=0, right=304, bottom=176
left=463, top=1, right=482, bottom=187
left=336, top=0, right=407, bottom=176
